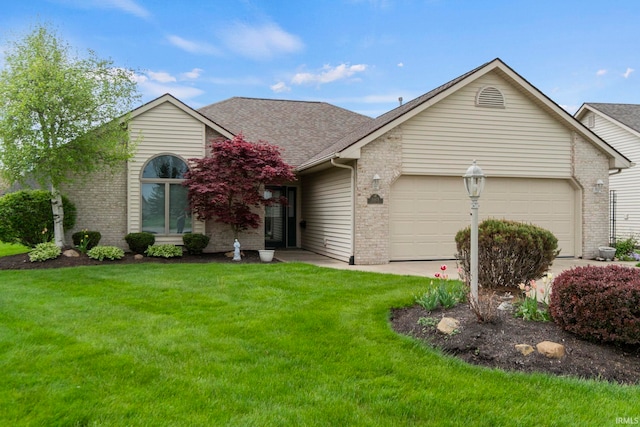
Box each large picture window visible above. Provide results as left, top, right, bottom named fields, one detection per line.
left=141, top=155, right=191, bottom=235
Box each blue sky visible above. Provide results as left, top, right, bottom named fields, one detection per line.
left=1, top=0, right=639, bottom=116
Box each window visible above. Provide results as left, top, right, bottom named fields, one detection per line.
left=141, top=155, right=191, bottom=235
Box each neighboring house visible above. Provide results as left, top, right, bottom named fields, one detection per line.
left=575, top=103, right=640, bottom=241
left=63, top=58, right=631, bottom=264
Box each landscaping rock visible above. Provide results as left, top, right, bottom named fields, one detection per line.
left=134, top=254, right=144, bottom=260
left=63, top=249, right=80, bottom=257
left=437, top=317, right=460, bottom=335
left=515, top=344, right=535, bottom=356
left=536, top=341, right=565, bottom=359
left=497, top=302, right=514, bottom=311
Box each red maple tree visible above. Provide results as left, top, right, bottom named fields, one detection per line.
left=183, top=134, right=296, bottom=237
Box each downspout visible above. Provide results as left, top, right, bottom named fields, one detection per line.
left=331, top=158, right=356, bottom=265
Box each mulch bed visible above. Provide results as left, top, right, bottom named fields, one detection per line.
left=0, top=250, right=268, bottom=270
left=391, top=300, right=640, bottom=385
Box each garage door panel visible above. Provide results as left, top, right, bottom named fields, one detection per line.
left=390, top=176, right=575, bottom=260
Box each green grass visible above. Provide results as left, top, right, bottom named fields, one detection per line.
left=0, top=242, right=29, bottom=257
left=0, top=263, right=638, bottom=426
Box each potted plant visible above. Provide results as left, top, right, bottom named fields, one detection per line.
left=258, top=249, right=275, bottom=262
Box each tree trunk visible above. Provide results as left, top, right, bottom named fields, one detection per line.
left=50, top=186, right=66, bottom=248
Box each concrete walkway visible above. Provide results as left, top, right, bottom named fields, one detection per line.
left=274, top=249, right=637, bottom=281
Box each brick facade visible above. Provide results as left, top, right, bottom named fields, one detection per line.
left=62, top=163, right=128, bottom=249
left=353, top=128, right=402, bottom=264
left=572, top=132, right=611, bottom=259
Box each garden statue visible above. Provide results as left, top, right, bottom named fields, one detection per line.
left=233, top=239, right=241, bottom=261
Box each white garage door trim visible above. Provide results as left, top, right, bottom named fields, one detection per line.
left=390, top=176, right=578, bottom=261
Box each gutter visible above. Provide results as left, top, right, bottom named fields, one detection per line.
left=330, top=158, right=356, bottom=265
left=296, top=153, right=339, bottom=173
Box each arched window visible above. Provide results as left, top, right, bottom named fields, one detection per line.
left=141, top=155, right=191, bottom=235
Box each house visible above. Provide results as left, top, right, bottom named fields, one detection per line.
left=574, top=103, right=640, bottom=242
left=63, top=58, right=632, bottom=264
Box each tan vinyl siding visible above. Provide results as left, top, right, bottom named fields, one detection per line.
left=402, top=71, right=572, bottom=178
left=128, top=101, right=206, bottom=238
left=301, top=168, right=352, bottom=262
left=585, top=114, right=640, bottom=238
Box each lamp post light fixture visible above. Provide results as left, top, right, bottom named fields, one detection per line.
left=463, top=160, right=486, bottom=305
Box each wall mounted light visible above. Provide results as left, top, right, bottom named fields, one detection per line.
left=593, top=179, right=604, bottom=194
left=372, top=174, right=381, bottom=192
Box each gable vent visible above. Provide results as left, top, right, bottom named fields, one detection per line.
left=476, top=86, right=505, bottom=108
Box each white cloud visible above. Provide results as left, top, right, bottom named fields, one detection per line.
left=131, top=70, right=204, bottom=100
left=623, top=67, right=635, bottom=78
left=181, top=68, right=204, bottom=80
left=270, top=82, right=291, bottom=93
left=147, top=71, right=176, bottom=83
left=167, top=35, right=220, bottom=55
left=107, top=0, right=149, bottom=18
left=139, top=81, right=204, bottom=100
left=60, top=0, right=151, bottom=19
left=596, top=69, right=607, bottom=76
left=291, top=64, right=368, bottom=85
left=397, top=62, right=404, bottom=68
left=219, top=22, right=303, bottom=60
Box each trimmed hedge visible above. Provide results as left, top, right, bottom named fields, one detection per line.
left=455, top=219, right=559, bottom=288
left=550, top=265, right=640, bottom=345
left=182, top=233, right=210, bottom=255
left=0, top=190, right=76, bottom=247
left=124, top=232, right=155, bottom=254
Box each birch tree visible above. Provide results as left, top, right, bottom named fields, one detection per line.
left=0, top=24, right=139, bottom=247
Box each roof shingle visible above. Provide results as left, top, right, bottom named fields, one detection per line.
left=586, top=103, right=640, bottom=133
left=198, top=97, right=372, bottom=167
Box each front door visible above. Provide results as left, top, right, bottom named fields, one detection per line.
left=264, top=186, right=296, bottom=248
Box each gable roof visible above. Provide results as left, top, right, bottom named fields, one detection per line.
left=577, top=103, right=640, bottom=137
left=198, top=97, right=373, bottom=167
left=299, top=58, right=632, bottom=171
left=130, top=93, right=235, bottom=139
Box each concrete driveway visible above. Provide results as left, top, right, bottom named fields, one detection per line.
left=275, top=249, right=637, bottom=280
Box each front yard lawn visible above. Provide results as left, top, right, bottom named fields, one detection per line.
left=0, top=242, right=28, bottom=257
left=0, top=262, right=637, bottom=426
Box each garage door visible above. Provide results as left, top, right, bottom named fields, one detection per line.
left=390, top=176, right=576, bottom=260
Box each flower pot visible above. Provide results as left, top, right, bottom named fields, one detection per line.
left=598, top=246, right=616, bottom=261
left=258, top=249, right=275, bottom=262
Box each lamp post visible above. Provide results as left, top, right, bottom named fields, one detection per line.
left=463, top=160, right=486, bottom=305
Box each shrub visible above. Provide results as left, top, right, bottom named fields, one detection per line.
left=146, top=244, right=182, bottom=258
left=124, top=232, right=155, bottom=254
left=0, top=190, right=76, bottom=247
left=455, top=219, right=559, bottom=289
left=87, top=245, right=124, bottom=261
left=182, top=233, right=210, bottom=255
left=614, top=235, right=637, bottom=260
left=549, top=265, right=640, bottom=345
left=28, top=241, right=61, bottom=262
left=72, top=230, right=102, bottom=252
